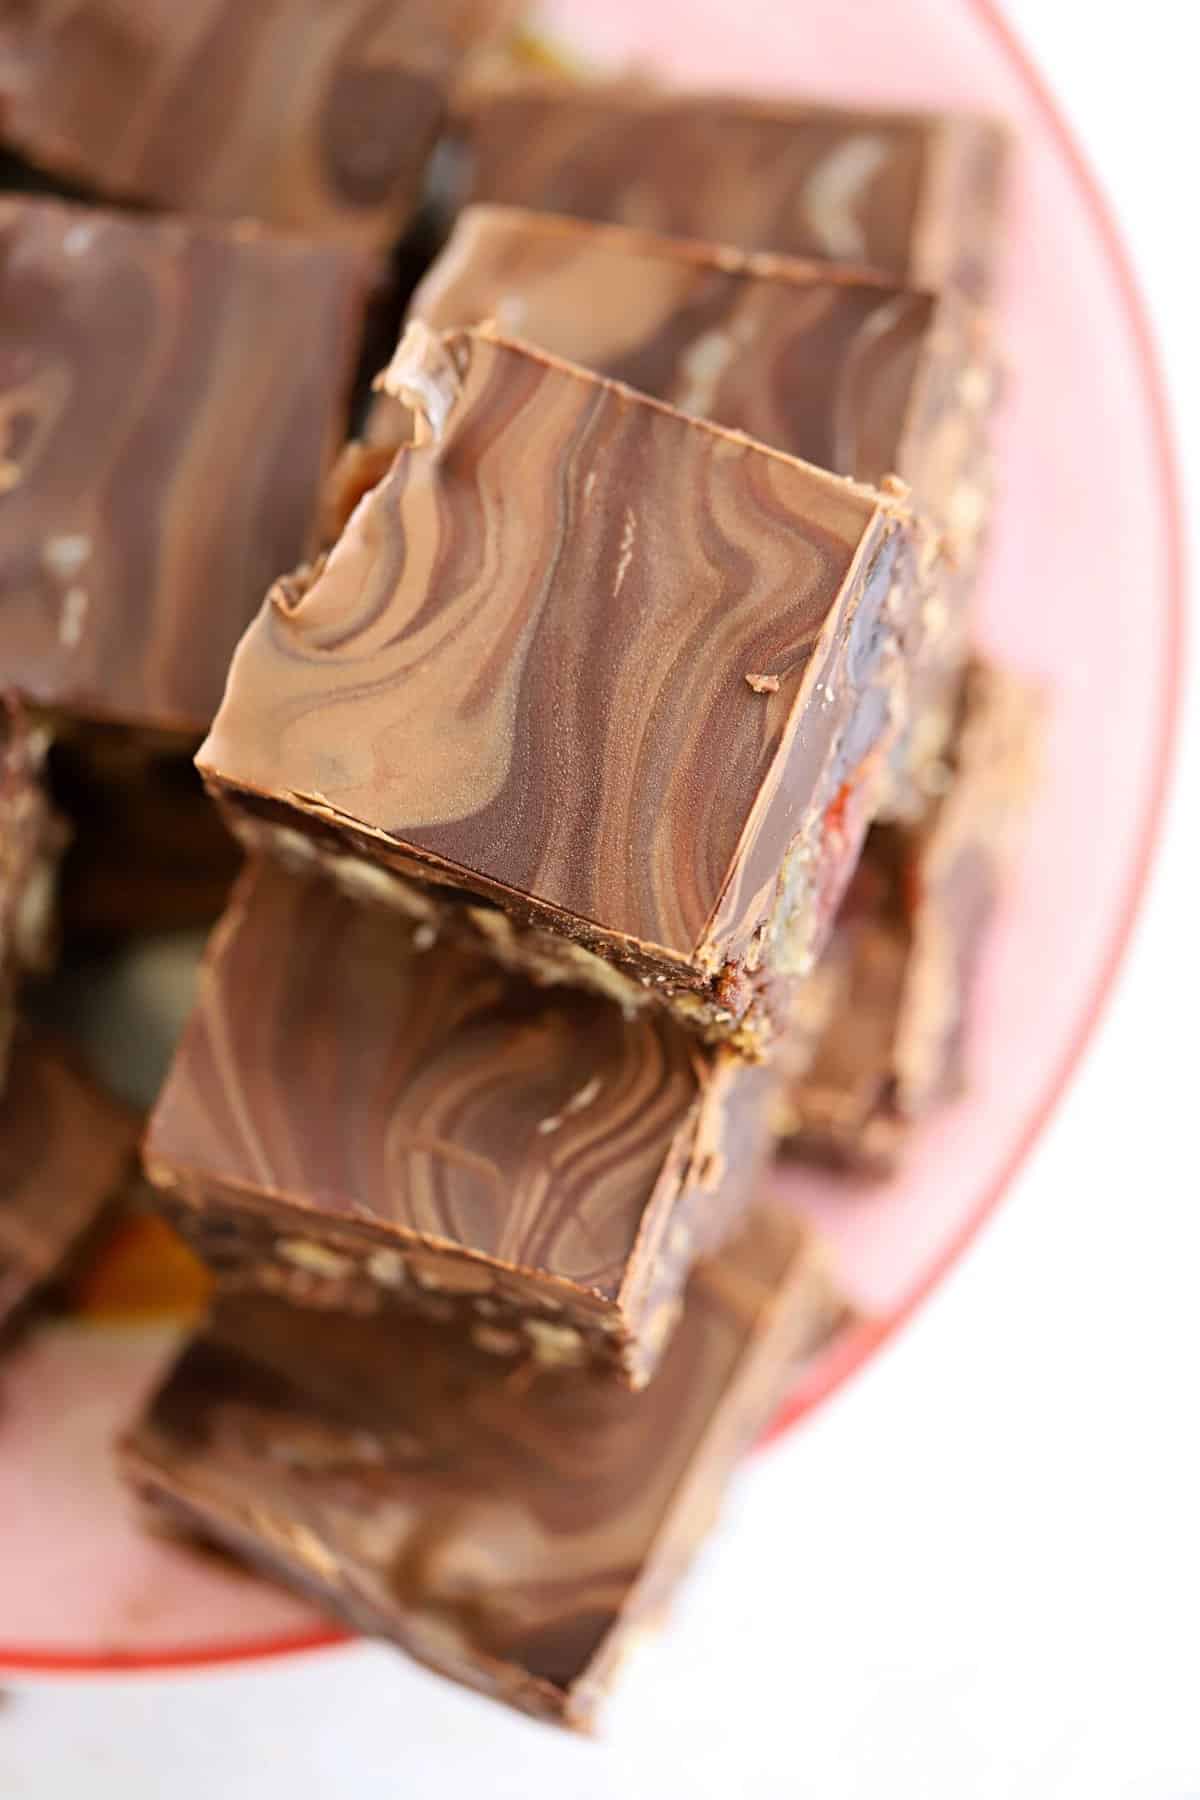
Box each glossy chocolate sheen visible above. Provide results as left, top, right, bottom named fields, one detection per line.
left=121, top=1202, right=842, bottom=1729
left=0, top=694, right=63, bottom=1078
left=778, top=660, right=1041, bottom=1173
left=0, top=197, right=370, bottom=734
left=368, top=204, right=986, bottom=534
left=0, top=0, right=520, bottom=247
left=454, top=84, right=1007, bottom=297
left=145, top=858, right=774, bottom=1385
left=0, top=1031, right=138, bottom=1333
left=199, top=324, right=911, bottom=1038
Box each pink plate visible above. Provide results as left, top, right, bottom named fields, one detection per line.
left=0, top=0, right=1181, bottom=1674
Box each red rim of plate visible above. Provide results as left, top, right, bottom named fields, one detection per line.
left=2, top=0, right=1186, bottom=1676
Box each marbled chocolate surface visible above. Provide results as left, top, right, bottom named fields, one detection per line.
left=0, top=197, right=369, bottom=733
left=372, top=205, right=953, bottom=500
left=200, top=325, right=904, bottom=987
left=381, top=206, right=993, bottom=840
left=122, top=1203, right=839, bottom=1728
left=0, top=0, right=519, bottom=246
left=146, top=859, right=769, bottom=1372
left=455, top=85, right=1006, bottom=296
left=0, top=1031, right=138, bottom=1333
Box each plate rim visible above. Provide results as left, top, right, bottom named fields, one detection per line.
left=1, top=0, right=1185, bottom=1678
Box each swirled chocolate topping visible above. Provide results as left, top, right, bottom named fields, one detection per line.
left=0, top=197, right=371, bottom=734
left=454, top=83, right=1006, bottom=297
left=0, top=0, right=522, bottom=246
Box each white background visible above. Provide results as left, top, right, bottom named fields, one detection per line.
left=3, top=4, right=1197, bottom=1794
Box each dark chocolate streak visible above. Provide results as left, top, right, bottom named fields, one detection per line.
left=382, top=206, right=938, bottom=494
left=0, top=0, right=520, bottom=245
left=200, top=328, right=887, bottom=960
left=456, top=88, right=1005, bottom=295
left=0, top=197, right=368, bottom=732
left=147, top=860, right=707, bottom=1297
left=0, top=1033, right=136, bottom=1331
left=122, top=1205, right=835, bottom=1728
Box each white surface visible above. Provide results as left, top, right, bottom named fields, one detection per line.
left=3, top=5, right=1197, bottom=1794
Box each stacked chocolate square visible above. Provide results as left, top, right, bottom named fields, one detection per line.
left=0, top=13, right=1038, bottom=1732
left=0, top=2, right=523, bottom=1326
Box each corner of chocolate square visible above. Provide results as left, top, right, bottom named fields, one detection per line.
left=144, top=858, right=777, bottom=1386
left=0, top=196, right=372, bottom=738
left=0, top=1, right=524, bottom=247
left=198, top=323, right=919, bottom=1051
left=451, top=83, right=1008, bottom=298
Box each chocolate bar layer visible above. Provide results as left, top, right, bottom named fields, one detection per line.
left=777, top=661, right=1040, bottom=1173
left=0, top=1032, right=138, bottom=1334
left=144, top=859, right=776, bottom=1387
left=454, top=84, right=1006, bottom=298
left=0, top=0, right=520, bottom=248
left=363, top=204, right=997, bottom=797
left=121, top=1203, right=841, bottom=1729
left=199, top=324, right=918, bottom=1053
left=0, top=196, right=370, bottom=736
left=0, top=695, right=63, bottom=1081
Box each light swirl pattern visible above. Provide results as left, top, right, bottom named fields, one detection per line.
left=146, top=859, right=774, bottom=1381
left=0, top=0, right=520, bottom=247
left=200, top=327, right=908, bottom=1020
left=121, top=1204, right=842, bottom=1729
left=455, top=85, right=1008, bottom=299
left=0, top=197, right=369, bottom=734
left=370, top=204, right=985, bottom=528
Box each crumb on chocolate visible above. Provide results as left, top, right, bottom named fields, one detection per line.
left=745, top=672, right=780, bottom=694
left=373, top=320, right=463, bottom=449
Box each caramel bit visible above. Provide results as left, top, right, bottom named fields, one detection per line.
left=66, top=1214, right=212, bottom=1325
left=744, top=672, right=780, bottom=695
left=373, top=320, right=464, bottom=449
left=0, top=458, right=22, bottom=493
